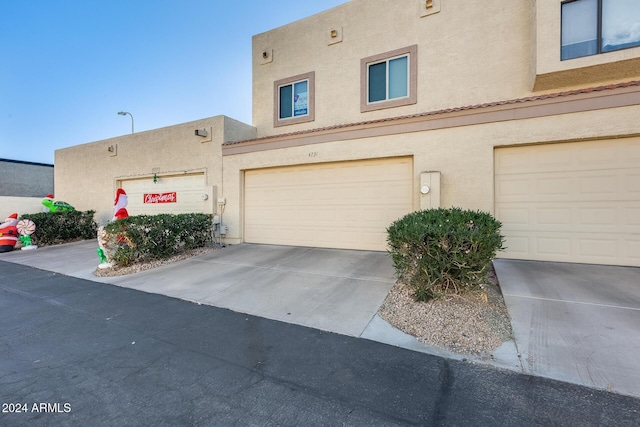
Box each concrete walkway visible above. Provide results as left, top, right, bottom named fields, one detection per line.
left=2, top=240, right=639, bottom=398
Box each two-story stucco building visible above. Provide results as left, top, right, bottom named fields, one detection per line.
left=56, top=0, right=640, bottom=267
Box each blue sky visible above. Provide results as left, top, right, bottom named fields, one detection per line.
left=0, top=0, right=348, bottom=165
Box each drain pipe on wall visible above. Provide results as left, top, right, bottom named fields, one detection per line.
left=216, top=198, right=226, bottom=247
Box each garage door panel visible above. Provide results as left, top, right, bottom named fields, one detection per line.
left=498, top=171, right=638, bottom=203
left=496, top=139, right=640, bottom=174
left=120, top=174, right=208, bottom=215
left=504, top=233, right=629, bottom=261
left=628, top=240, right=640, bottom=261
left=501, top=202, right=638, bottom=233
left=244, top=158, right=413, bottom=251
left=496, top=138, right=640, bottom=266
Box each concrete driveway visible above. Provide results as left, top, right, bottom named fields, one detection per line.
left=494, top=259, right=640, bottom=398
left=0, top=241, right=401, bottom=339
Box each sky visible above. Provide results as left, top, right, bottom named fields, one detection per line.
left=0, top=0, right=348, bottom=165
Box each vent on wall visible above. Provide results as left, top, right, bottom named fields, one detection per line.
left=194, top=127, right=212, bottom=143
left=327, top=27, right=343, bottom=45
left=420, top=0, right=441, bottom=17
left=261, top=48, right=273, bottom=65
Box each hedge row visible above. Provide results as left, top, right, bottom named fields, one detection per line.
left=102, top=213, right=213, bottom=266
left=21, top=211, right=98, bottom=246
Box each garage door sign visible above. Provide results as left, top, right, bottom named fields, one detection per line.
left=144, top=192, right=177, bottom=204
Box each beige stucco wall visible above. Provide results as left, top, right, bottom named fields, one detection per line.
left=55, top=116, right=255, bottom=225
left=53, top=0, right=640, bottom=252
left=221, top=101, right=640, bottom=245
left=0, top=197, right=45, bottom=217
left=252, top=0, right=534, bottom=137
left=253, top=0, right=640, bottom=138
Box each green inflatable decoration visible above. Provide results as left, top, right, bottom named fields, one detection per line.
left=42, top=194, right=75, bottom=213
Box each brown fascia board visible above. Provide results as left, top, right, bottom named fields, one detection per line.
left=222, top=81, right=640, bottom=155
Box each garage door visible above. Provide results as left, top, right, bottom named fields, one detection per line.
left=495, top=138, right=640, bottom=266
left=244, top=157, right=413, bottom=251
left=120, top=173, right=210, bottom=216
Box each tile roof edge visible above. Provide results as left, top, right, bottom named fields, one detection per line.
left=224, top=80, right=640, bottom=146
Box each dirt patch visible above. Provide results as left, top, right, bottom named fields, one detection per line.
left=378, top=264, right=513, bottom=358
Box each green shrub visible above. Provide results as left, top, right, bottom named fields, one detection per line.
left=21, top=211, right=97, bottom=246
left=103, top=213, right=213, bottom=266
left=387, top=208, right=505, bottom=302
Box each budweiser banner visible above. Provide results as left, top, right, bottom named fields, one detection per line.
left=144, top=192, right=177, bottom=204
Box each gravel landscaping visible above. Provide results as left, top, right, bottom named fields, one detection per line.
left=93, top=246, right=215, bottom=277
left=378, top=264, right=513, bottom=358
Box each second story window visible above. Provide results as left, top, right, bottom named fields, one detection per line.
left=361, top=45, right=417, bottom=113
left=561, top=0, right=640, bottom=60
left=368, top=55, right=408, bottom=103
left=274, top=72, right=315, bottom=127
left=279, top=80, right=308, bottom=119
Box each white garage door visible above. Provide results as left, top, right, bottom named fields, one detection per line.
left=495, top=138, right=640, bottom=266
left=120, top=173, right=209, bottom=216
left=244, top=157, right=413, bottom=251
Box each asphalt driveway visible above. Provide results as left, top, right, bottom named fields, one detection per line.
left=3, top=240, right=640, bottom=399
left=3, top=261, right=638, bottom=426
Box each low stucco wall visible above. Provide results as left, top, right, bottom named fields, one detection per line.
left=0, top=197, right=45, bottom=217
left=55, top=116, right=255, bottom=225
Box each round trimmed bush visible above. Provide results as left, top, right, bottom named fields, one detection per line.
left=387, top=208, right=505, bottom=302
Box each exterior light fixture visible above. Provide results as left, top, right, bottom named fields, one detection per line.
left=117, top=111, right=135, bottom=134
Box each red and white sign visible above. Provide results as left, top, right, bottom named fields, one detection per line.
left=144, top=192, right=177, bottom=204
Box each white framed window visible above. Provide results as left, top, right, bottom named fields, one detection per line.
left=561, top=0, right=640, bottom=60
left=361, top=45, right=417, bottom=113
left=274, top=72, right=315, bottom=127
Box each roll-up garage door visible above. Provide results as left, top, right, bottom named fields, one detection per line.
left=244, top=157, right=413, bottom=251
left=495, top=138, right=640, bottom=266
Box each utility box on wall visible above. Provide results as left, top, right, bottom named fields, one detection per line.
left=419, top=171, right=441, bottom=210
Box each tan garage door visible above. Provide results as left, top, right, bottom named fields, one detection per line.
left=244, top=157, right=413, bottom=251
left=120, top=173, right=210, bottom=216
left=495, top=138, right=640, bottom=266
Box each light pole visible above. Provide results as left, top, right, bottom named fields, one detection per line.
left=117, top=111, right=134, bottom=134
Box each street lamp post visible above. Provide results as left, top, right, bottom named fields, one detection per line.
left=117, top=111, right=134, bottom=134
